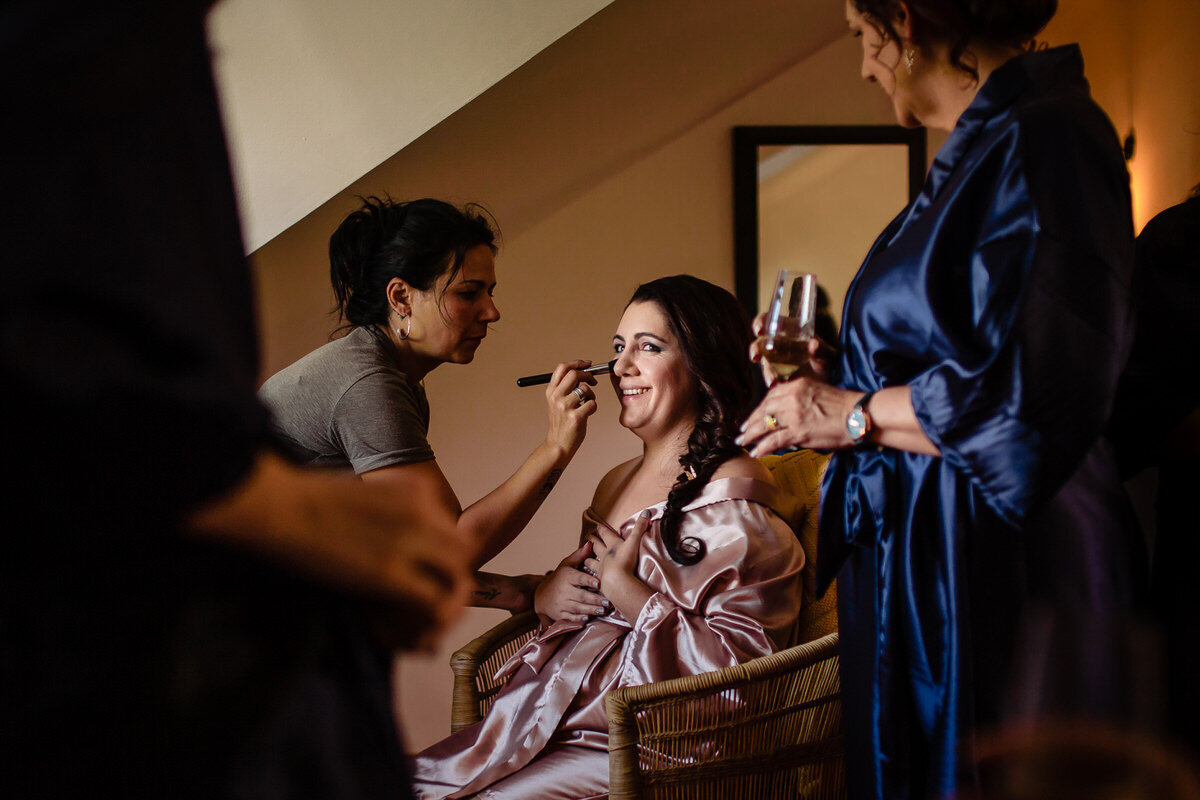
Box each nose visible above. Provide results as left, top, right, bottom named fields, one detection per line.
left=482, top=295, right=500, bottom=323
left=613, top=348, right=636, bottom=376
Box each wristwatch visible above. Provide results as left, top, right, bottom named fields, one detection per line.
left=846, top=391, right=876, bottom=445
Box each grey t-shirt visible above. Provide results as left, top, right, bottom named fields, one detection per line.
left=259, top=326, right=435, bottom=473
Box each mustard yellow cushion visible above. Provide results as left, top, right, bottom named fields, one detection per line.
left=761, top=450, right=838, bottom=644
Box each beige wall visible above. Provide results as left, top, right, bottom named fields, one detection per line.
left=247, top=0, right=1200, bottom=752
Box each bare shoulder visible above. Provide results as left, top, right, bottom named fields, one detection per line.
left=591, top=456, right=642, bottom=509
left=711, top=452, right=775, bottom=484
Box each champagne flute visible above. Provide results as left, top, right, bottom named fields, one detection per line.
left=758, top=270, right=818, bottom=383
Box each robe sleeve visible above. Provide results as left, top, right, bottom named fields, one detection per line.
left=617, top=500, right=804, bottom=687
left=908, top=101, right=1134, bottom=527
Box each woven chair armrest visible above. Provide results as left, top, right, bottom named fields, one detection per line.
left=606, top=631, right=838, bottom=719
left=448, top=610, right=540, bottom=734
left=449, top=610, right=540, bottom=679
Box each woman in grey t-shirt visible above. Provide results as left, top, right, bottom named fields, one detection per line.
left=261, top=197, right=605, bottom=622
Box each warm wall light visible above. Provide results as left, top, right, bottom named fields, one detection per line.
left=1129, top=156, right=1156, bottom=235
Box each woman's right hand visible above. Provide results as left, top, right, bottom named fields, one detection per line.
left=534, top=542, right=610, bottom=624
left=543, top=360, right=599, bottom=458
left=190, top=452, right=472, bottom=653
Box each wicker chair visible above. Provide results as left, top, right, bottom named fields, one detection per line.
left=606, top=631, right=842, bottom=799
left=448, top=450, right=843, bottom=798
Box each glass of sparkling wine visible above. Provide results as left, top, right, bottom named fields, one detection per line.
left=759, top=270, right=818, bottom=383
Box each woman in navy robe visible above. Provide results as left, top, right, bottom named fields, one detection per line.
left=737, top=1, right=1143, bottom=797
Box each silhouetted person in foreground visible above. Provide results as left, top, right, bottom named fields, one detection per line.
left=1, top=2, right=470, bottom=797
left=1111, top=186, right=1200, bottom=761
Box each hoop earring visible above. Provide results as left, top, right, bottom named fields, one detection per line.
left=396, top=314, right=411, bottom=341
left=903, top=48, right=916, bottom=74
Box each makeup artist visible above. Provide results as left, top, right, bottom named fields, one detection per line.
left=737, top=2, right=1143, bottom=797
left=260, top=197, right=605, bottom=620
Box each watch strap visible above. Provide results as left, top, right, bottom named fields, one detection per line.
left=847, top=390, right=876, bottom=444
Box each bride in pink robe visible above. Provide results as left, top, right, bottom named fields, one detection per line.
left=412, top=276, right=806, bottom=800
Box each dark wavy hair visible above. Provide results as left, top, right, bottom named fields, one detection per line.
left=627, top=275, right=765, bottom=566
left=329, top=196, right=497, bottom=329
left=852, top=0, right=1057, bottom=81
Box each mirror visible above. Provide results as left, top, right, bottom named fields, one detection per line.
left=733, top=125, right=926, bottom=328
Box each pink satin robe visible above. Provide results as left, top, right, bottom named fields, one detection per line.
left=411, top=477, right=806, bottom=800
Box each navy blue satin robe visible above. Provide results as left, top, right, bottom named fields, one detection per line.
left=818, top=46, right=1146, bottom=799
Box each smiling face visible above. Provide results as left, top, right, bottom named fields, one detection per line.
left=610, top=300, right=698, bottom=443
left=846, top=0, right=924, bottom=128
left=408, top=243, right=500, bottom=365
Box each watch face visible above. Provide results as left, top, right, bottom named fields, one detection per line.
left=846, top=407, right=867, bottom=442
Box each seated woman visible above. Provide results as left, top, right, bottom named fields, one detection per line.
left=411, top=275, right=807, bottom=800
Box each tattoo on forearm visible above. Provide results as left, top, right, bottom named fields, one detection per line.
left=536, top=469, right=563, bottom=503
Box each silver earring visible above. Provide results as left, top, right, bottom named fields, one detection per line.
left=903, top=48, right=916, bottom=74
left=396, top=315, right=411, bottom=341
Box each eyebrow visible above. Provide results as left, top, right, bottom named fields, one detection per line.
left=612, top=332, right=668, bottom=343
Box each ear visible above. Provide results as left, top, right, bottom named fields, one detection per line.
left=892, top=0, right=915, bottom=41
left=385, top=277, right=414, bottom=317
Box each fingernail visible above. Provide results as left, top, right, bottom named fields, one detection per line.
left=595, top=607, right=605, bottom=614
left=640, top=510, right=651, bottom=519
left=734, top=434, right=745, bottom=445
left=601, top=598, right=611, bottom=606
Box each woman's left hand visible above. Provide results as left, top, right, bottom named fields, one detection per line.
left=737, top=376, right=861, bottom=457
left=583, top=512, right=653, bottom=621
left=585, top=511, right=648, bottom=585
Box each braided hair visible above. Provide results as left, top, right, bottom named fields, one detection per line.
left=627, top=276, right=764, bottom=566
left=328, top=196, right=497, bottom=330
left=851, top=0, right=1057, bottom=81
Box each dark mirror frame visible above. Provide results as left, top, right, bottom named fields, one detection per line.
left=732, top=125, right=927, bottom=316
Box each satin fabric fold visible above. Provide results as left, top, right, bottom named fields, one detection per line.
left=411, top=477, right=805, bottom=799
left=817, top=45, right=1145, bottom=799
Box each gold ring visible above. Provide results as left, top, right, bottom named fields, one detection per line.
left=764, top=414, right=780, bottom=431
